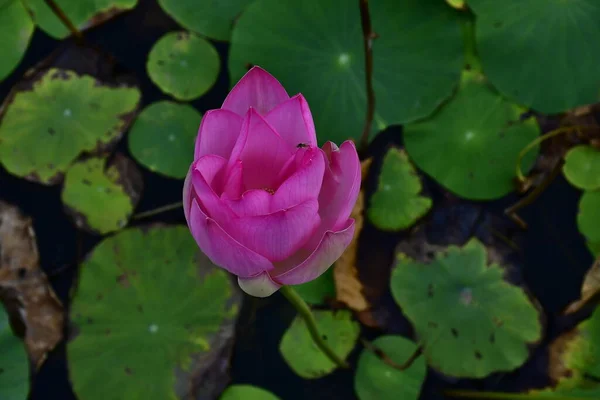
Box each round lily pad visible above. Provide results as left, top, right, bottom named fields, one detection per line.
left=220, top=385, right=280, bottom=400
left=368, top=148, right=432, bottom=231
left=577, top=190, right=600, bottom=244
left=279, top=310, right=359, bottom=379
left=293, top=268, right=336, bottom=306
left=0, top=68, right=141, bottom=185
left=0, top=0, right=34, bottom=81
left=229, top=0, right=463, bottom=144
left=404, top=71, right=540, bottom=200
left=61, top=155, right=142, bottom=235
left=24, top=0, right=138, bottom=39
left=468, top=0, right=600, bottom=114
left=128, top=101, right=202, bottom=179
left=0, top=307, right=29, bottom=400
left=157, top=0, right=253, bottom=41
left=354, top=336, right=426, bottom=400
left=390, top=238, right=542, bottom=378
left=563, top=146, right=600, bottom=191
left=68, top=225, right=241, bottom=400
left=588, top=241, right=600, bottom=258
left=147, top=31, right=220, bottom=101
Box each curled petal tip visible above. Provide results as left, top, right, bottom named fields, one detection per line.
left=238, top=273, right=281, bottom=298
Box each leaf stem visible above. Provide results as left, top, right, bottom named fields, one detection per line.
left=43, top=0, right=84, bottom=42
left=358, top=0, right=376, bottom=152
left=132, top=201, right=183, bottom=220
left=280, top=285, right=350, bottom=369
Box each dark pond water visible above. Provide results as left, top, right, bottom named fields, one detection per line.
left=0, top=0, right=594, bottom=399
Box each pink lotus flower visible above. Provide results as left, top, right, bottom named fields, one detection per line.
left=183, top=67, right=360, bottom=297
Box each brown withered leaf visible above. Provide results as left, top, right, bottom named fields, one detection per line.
left=0, top=201, right=64, bottom=368
left=564, top=256, right=600, bottom=315
left=333, top=158, right=372, bottom=315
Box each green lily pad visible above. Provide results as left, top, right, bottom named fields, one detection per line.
left=293, top=268, right=336, bottom=306
left=61, top=155, right=142, bottom=235
left=533, top=386, right=600, bottom=399
left=0, top=68, right=141, bottom=184
left=128, top=101, right=202, bottom=179
left=390, top=238, right=542, bottom=378
left=0, top=307, right=29, bottom=400
left=279, top=310, right=359, bottom=379
left=563, top=146, right=600, bottom=191
left=157, top=0, right=253, bottom=41
left=468, top=0, right=600, bottom=114
left=445, top=0, right=465, bottom=9
left=404, top=70, right=540, bottom=200
left=220, top=385, right=280, bottom=400
left=24, top=0, right=138, bottom=39
left=577, top=190, right=600, bottom=245
left=354, top=336, right=426, bottom=400
left=368, top=148, right=432, bottom=231
left=588, top=241, right=600, bottom=258
left=0, top=0, right=34, bottom=81
left=68, top=225, right=241, bottom=400
left=229, top=0, right=463, bottom=144
left=147, top=31, right=220, bottom=101
left=560, top=306, right=600, bottom=381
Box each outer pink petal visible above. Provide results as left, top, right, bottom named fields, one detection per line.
left=222, top=159, right=243, bottom=199
left=227, top=199, right=320, bottom=262
left=272, top=219, right=355, bottom=285
left=224, top=189, right=271, bottom=217
left=265, top=94, right=317, bottom=148
left=222, top=66, right=289, bottom=116
left=191, top=157, right=234, bottom=224
left=194, top=109, right=243, bottom=160
left=228, top=109, right=294, bottom=190
left=189, top=200, right=273, bottom=278
left=318, top=141, right=361, bottom=231
left=238, top=272, right=281, bottom=298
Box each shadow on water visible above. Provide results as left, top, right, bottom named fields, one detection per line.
left=0, top=1, right=594, bottom=399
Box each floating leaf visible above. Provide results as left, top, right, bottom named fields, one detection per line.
left=0, top=0, right=34, bottom=81
left=157, top=0, right=253, bottom=41
left=61, top=155, right=142, bottom=235
left=24, top=0, right=138, bottom=39
left=0, top=307, right=28, bottom=400
left=468, top=0, right=600, bottom=114
left=128, top=101, right=202, bottom=179
left=0, top=201, right=63, bottom=368
left=68, top=226, right=241, bottom=400
left=577, top=190, right=600, bottom=244
left=279, top=310, right=359, bottom=379
left=354, top=336, right=426, bottom=400
left=220, top=385, right=280, bottom=400
left=445, top=0, right=465, bottom=9
left=404, top=71, right=540, bottom=200
left=0, top=68, right=140, bottom=184
left=390, top=238, right=542, bottom=377
left=294, top=268, right=336, bottom=306
left=368, top=148, right=432, bottom=231
left=229, top=0, right=463, bottom=144
left=563, top=146, right=600, bottom=191
left=589, top=241, right=600, bottom=258
left=147, top=31, right=220, bottom=101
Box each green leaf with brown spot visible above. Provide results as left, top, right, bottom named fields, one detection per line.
left=0, top=68, right=140, bottom=184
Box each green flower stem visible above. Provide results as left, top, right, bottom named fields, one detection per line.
left=280, top=285, right=350, bottom=369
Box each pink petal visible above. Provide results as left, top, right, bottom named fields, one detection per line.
left=195, top=154, right=226, bottom=193
left=191, top=157, right=234, bottom=223
left=272, top=219, right=355, bottom=285
left=228, top=109, right=294, bottom=190
left=194, top=109, right=243, bottom=160
left=238, top=272, right=281, bottom=298
left=189, top=200, right=273, bottom=278
left=265, top=94, right=317, bottom=148
left=222, top=160, right=243, bottom=199
left=270, top=146, right=324, bottom=212
left=318, top=141, right=361, bottom=231
left=222, top=66, right=289, bottom=116
left=227, top=199, right=320, bottom=263
left=224, top=189, right=271, bottom=217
